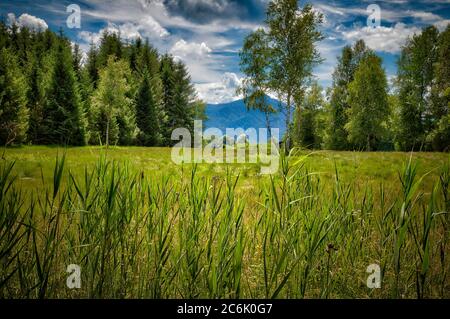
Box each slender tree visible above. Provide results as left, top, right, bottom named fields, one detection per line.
left=91, top=57, right=132, bottom=147
left=239, top=28, right=276, bottom=134
left=266, top=0, right=323, bottom=151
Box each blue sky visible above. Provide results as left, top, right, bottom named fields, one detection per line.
left=1, top=0, right=449, bottom=104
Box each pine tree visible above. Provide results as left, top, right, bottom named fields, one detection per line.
left=72, top=43, right=83, bottom=81
left=0, top=48, right=29, bottom=145
left=172, top=61, right=195, bottom=131
left=26, top=29, right=56, bottom=145
left=137, top=40, right=159, bottom=75
left=135, top=71, right=160, bottom=146
left=160, top=55, right=176, bottom=143
left=25, top=51, right=42, bottom=144
left=86, top=41, right=99, bottom=88
left=97, top=31, right=123, bottom=69
left=39, top=39, right=85, bottom=145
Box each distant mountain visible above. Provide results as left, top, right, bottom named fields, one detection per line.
left=204, top=97, right=287, bottom=138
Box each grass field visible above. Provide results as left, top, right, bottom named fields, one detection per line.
left=0, top=146, right=449, bottom=298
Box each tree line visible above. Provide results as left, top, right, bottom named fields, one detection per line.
left=0, top=20, right=206, bottom=147
left=240, top=0, right=449, bottom=152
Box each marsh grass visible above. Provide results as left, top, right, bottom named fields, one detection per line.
left=0, top=148, right=448, bottom=298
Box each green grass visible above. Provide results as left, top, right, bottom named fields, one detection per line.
left=0, top=146, right=449, bottom=298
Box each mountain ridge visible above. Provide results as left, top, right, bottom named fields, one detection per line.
left=204, top=97, right=287, bottom=137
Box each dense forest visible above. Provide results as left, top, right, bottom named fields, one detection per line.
left=240, top=2, right=449, bottom=152
left=322, top=25, right=450, bottom=152
left=299, top=25, right=450, bottom=152
left=0, top=20, right=206, bottom=147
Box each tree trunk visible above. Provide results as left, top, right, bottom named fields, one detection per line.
left=106, top=118, right=110, bottom=149
left=285, top=93, right=292, bottom=153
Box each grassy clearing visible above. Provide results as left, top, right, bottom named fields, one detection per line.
left=0, top=146, right=449, bottom=298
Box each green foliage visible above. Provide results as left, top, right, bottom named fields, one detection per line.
left=426, top=114, right=450, bottom=152
left=0, top=21, right=204, bottom=147
left=135, top=71, right=161, bottom=146
left=39, top=39, right=86, bottom=145
left=293, top=81, right=324, bottom=149
left=346, top=53, right=389, bottom=151
left=240, top=0, right=324, bottom=151
left=0, top=48, right=29, bottom=145
left=91, top=57, right=134, bottom=147
left=0, top=148, right=448, bottom=298
left=428, top=25, right=450, bottom=151
left=396, top=26, right=441, bottom=151
left=325, top=41, right=370, bottom=150
left=239, top=28, right=276, bottom=131
left=160, top=55, right=197, bottom=144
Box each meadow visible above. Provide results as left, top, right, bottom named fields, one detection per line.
left=0, top=146, right=449, bottom=298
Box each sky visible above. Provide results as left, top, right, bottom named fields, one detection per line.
left=1, top=0, right=449, bottom=104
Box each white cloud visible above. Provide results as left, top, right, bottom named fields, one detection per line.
left=341, top=23, right=420, bottom=54
left=78, top=31, right=101, bottom=45
left=7, top=13, right=48, bottom=30
left=169, top=39, right=221, bottom=83
left=195, top=72, right=243, bottom=104
left=408, top=10, right=442, bottom=23
left=170, top=39, right=212, bottom=60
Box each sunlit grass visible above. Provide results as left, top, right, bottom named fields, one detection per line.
left=0, top=146, right=448, bottom=298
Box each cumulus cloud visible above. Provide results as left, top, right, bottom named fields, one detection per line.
left=195, top=72, right=243, bottom=104
left=169, top=39, right=229, bottom=83
left=341, top=23, right=420, bottom=54
left=170, top=39, right=212, bottom=60
left=7, top=13, right=48, bottom=30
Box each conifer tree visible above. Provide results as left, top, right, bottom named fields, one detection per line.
left=0, top=48, right=29, bottom=145
left=39, top=39, right=85, bottom=145
left=135, top=71, right=160, bottom=146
